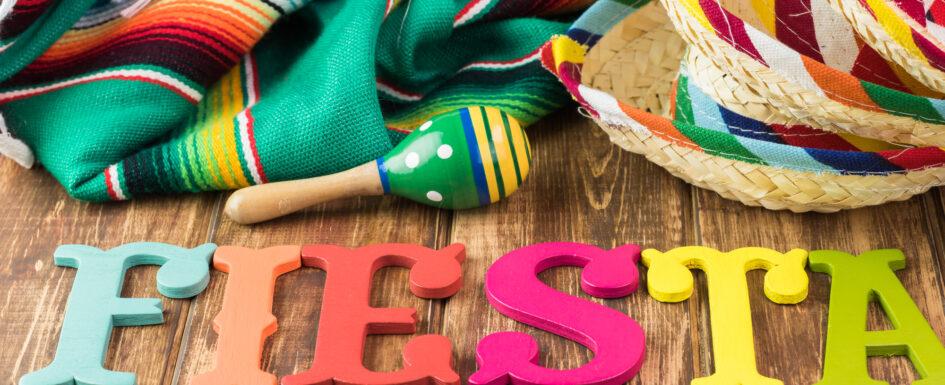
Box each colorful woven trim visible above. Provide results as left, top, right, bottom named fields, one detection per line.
left=675, top=0, right=945, bottom=126
left=882, top=0, right=945, bottom=43
left=858, top=0, right=945, bottom=72
left=673, top=69, right=945, bottom=175
left=541, top=0, right=945, bottom=176
left=0, top=0, right=301, bottom=100
left=746, top=0, right=932, bottom=94
left=912, top=0, right=945, bottom=43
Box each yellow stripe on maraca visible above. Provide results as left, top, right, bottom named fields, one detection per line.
left=486, top=107, right=520, bottom=196
left=469, top=107, right=501, bottom=202
left=507, top=114, right=529, bottom=182
left=524, top=130, right=532, bottom=163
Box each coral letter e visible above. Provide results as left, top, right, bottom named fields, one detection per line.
left=810, top=249, right=945, bottom=385
left=19, top=242, right=216, bottom=385
left=192, top=245, right=302, bottom=385
left=282, top=243, right=465, bottom=385
left=642, top=246, right=808, bottom=385
left=469, top=242, right=645, bottom=385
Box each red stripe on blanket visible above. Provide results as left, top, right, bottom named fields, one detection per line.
left=244, top=55, right=268, bottom=184
left=104, top=167, right=120, bottom=201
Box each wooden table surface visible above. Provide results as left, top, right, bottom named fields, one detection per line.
left=2, top=108, right=944, bottom=385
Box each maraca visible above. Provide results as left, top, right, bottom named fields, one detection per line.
left=224, top=106, right=532, bottom=224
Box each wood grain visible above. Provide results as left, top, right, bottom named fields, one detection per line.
left=1, top=108, right=945, bottom=385
left=0, top=159, right=219, bottom=385
left=442, top=110, right=698, bottom=384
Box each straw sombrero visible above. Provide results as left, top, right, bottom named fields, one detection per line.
left=542, top=0, right=945, bottom=212
left=661, top=0, right=945, bottom=146
left=683, top=47, right=910, bottom=154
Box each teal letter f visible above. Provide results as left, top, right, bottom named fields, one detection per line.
left=19, top=242, right=216, bottom=385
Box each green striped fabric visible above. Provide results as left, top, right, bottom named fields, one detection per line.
left=0, top=0, right=587, bottom=201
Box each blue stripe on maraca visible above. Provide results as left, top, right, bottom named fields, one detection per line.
left=376, top=158, right=391, bottom=194
left=460, top=108, right=492, bottom=206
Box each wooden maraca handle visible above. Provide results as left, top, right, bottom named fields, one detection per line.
left=224, top=161, right=384, bottom=224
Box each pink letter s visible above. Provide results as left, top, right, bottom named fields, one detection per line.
left=470, top=242, right=646, bottom=385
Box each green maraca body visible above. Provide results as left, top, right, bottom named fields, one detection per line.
left=376, top=106, right=531, bottom=209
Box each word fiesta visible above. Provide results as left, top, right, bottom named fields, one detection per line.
left=17, top=242, right=945, bottom=385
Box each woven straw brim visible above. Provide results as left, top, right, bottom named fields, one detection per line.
left=683, top=48, right=802, bottom=126
left=593, top=116, right=945, bottom=212
left=828, top=0, right=945, bottom=92
left=661, top=0, right=945, bottom=146
left=684, top=48, right=912, bottom=150
left=581, top=2, right=686, bottom=117
left=582, top=2, right=945, bottom=212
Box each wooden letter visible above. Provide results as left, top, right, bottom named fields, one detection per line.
left=809, top=249, right=945, bottom=385
left=19, top=242, right=216, bottom=385
left=282, top=243, right=465, bottom=385
left=641, top=246, right=808, bottom=385
left=469, top=242, right=645, bottom=385
left=191, top=245, right=302, bottom=385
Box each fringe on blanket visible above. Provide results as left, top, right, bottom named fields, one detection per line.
left=0, top=0, right=16, bottom=24
left=0, top=112, right=34, bottom=168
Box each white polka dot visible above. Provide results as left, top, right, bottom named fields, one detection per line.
left=405, top=152, right=420, bottom=168
left=427, top=191, right=443, bottom=202
left=418, top=120, right=433, bottom=131
left=437, top=144, right=453, bottom=159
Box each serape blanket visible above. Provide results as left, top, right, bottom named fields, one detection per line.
left=0, top=0, right=589, bottom=201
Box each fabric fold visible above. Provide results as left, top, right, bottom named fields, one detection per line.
left=0, top=0, right=585, bottom=201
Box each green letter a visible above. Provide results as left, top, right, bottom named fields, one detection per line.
left=810, top=249, right=945, bottom=385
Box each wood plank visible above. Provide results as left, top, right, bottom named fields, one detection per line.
left=928, top=190, right=945, bottom=293
left=5, top=106, right=945, bottom=385
left=694, top=188, right=945, bottom=385
left=0, top=159, right=220, bottom=385
left=443, top=110, right=699, bottom=384
left=923, top=192, right=945, bottom=325
left=174, top=194, right=452, bottom=384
